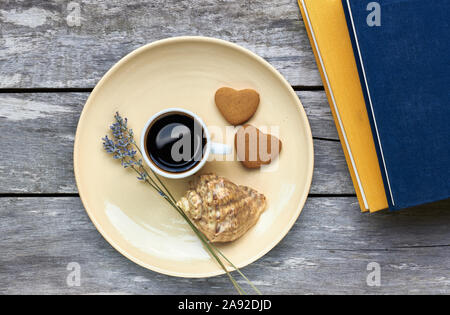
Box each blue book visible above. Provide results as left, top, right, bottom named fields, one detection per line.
left=342, top=0, right=450, bottom=210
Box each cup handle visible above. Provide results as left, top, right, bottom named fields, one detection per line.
left=210, top=142, right=232, bottom=155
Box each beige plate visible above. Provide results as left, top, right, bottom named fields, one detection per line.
left=74, top=37, right=314, bottom=278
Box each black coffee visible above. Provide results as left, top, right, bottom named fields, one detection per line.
left=145, top=113, right=206, bottom=173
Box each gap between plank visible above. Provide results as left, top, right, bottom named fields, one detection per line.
left=292, top=85, right=324, bottom=91
left=0, top=193, right=80, bottom=198
left=0, top=88, right=93, bottom=93
left=313, top=136, right=340, bottom=142
left=319, top=244, right=450, bottom=252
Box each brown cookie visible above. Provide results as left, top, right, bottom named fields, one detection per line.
left=215, top=87, right=260, bottom=125
left=234, top=124, right=282, bottom=169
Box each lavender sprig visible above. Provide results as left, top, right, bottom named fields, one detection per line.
left=102, top=112, right=261, bottom=295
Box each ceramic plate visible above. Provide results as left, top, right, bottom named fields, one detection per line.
left=74, top=37, right=314, bottom=278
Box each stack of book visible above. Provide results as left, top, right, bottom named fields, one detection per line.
left=298, top=0, right=450, bottom=212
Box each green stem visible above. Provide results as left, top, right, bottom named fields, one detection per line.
left=213, top=246, right=262, bottom=295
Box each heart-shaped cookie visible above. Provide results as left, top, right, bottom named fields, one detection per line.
left=235, top=124, right=282, bottom=169
left=215, top=87, right=260, bottom=125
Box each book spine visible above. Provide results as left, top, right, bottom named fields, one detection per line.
left=298, top=0, right=369, bottom=212
left=341, top=0, right=396, bottom=210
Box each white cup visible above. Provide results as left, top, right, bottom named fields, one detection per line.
left=140, top=108, right=231, bottom=179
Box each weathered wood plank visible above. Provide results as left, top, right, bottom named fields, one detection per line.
left=0, top=91, right=349, bottom=195
left=0, top=197, right=448, bottom=294
left=0, top=0, right=321, bottom=88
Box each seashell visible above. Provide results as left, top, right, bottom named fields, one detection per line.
left=176, top=173, right=267, bottom=243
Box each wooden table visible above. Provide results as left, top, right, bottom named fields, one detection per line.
left=1, top=0, right=449, bottom=295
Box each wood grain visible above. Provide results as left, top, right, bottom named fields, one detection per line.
left=1, top=197, right=448, bottom=294
left=0, top=91, right=350, bottom=195
left=0, top=0, right=321, bottom=88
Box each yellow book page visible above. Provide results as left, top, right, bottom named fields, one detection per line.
left=298, top=0, right=388, bottom=212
